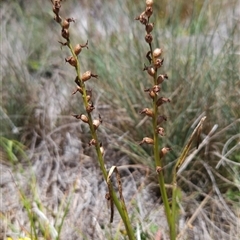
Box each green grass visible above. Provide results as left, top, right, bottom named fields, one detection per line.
left=1, top=0, right=239, bottom=239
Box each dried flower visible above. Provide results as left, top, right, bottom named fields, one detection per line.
left=140, top=108, right=154, bottom=117
left=153, top=48, right=162, bottom=58
left=82, top=71, right=98, bottom=82
left=156, top=97, right=171, bottom=107
left=65, top=56, right=77, bottom=67
left=145, top=33, right=153, bottom=43
left=157, top=115, right=167, bottom=125
left=139, top=137, right=154, bottom=145
left=93, top=115, right=102, bottom=130
left=159, top=147, right=171, bottom=158
left=62, top=18, right=75, bottom=29
left=145, top=6, right=153, bottom=17
left=157, top=74, right=168, bottom=84
left=61, top=28, right=69, bottom=40
left=72, top=114, right=89, bottom=123
left=74, top=40, right=88, bottom=56
left=156, top=127, right=165, bottom=136
left=146, top=0, right=153, bottom=7
left=145, top=23, right=154, bottom=33
left=89, top=139, right=97, bottom=146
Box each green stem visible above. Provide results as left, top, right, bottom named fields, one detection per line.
left=68, top=41, right=135, bottom=240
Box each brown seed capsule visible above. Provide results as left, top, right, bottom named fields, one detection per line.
left=156, top=127, right=165, bottom=136
left=65, top=56, right=77, bottom=67
left=144, top=88, right=157, bottom=99
left=160, top=147, right=171, bottom=158
left=100, top=142, right=105, bottom=155
left=81, top=71, right=98, bottom=82
left=145, top=23, right=154, bottom=33
left=61, top=28, right=69, bottom=40
left=145, top=33, right=153, bottom=43
left=72, top=114, right=89, bottom=123
left=152, top=85, right=161, bottom=93
left=157, top=74, right=168, bottom=84
left=135, top=12, right=148, bottom=25
left=86, top=102, right=95, bottom=113
left=145, top=6, right=153, bottom=17
left=143, top=65, right=155, bottom=77
left=156, top=97, right=171, bottom=107
left=62, top=18, right=75, bottom=29
left=153, top=48, right=162, bottom=58
left=89, top=139, right=97, bottom=146
left=146, top=0, right=153, bottom=7
left=74, top=40, right=88, bottom=56
left=139, top=137, right=154, bottom=145
left=140, top=108, right=154, bottom=117
left=93, top=115, right=102, bottom=130
left=154, top=58, right=164, bottom=68
left=156, top=166, right=163, bottom=174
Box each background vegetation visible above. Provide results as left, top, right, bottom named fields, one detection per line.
left=1, top=0, right=239, bottom=239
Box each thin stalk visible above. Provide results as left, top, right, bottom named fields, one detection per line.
left=68, top=41, right=135, bottom=240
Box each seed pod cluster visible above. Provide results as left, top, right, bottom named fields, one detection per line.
left=136, top=0, right=171, bottom=164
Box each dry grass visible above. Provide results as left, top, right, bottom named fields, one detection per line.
left=1, top=0, right=240, bottom=239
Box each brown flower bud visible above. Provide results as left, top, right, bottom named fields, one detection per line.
left=140, top=108, right=154, bottom=117
left=144, top=88, right=157, bottom=99
left=145, top=33, right=153, bottom=43
left=86, top=102, right=95, bottom=113
left=100, top=142, right=105, bottom=155
left=153, top=48, right=162, bottom=58
left=62, top=18, right=75, bottom=29
left=61, top=28, right=69, bottom=40
left=157, top=115, right=167, bottom=125
left=74, top=40, right=88, bottom=56
left=81, top=71, right=98, bottom=82
left=145, top=6, right=153, bottom=17
left=143, top=64, right=155, bottom=76
left=135, top=12, right=148, bottom=25
left=157, top=74, right=168, bottom=84
left=156, top=127, right=165, bottom=136
left=152, top=85, right=161, bottom=93
left=89, top=139, right=97, bottom=146
left=160, top=147, right=171, bottom=158
left=93, top=115, right=102, bottom=130
left=146, top=0, right=153, bottom=7
left=156, top=97, right=171, bottom=107
left=154, top=58, right=164, bottom=68
left=65, top=56, right=77, bottom=67
left=139, top=137, right=154, bottom=145
left=72, top=114, right=89, bottom=123
left=156, top=166, right=163, bottom=174
left=145, top=23, right=154, bottom=33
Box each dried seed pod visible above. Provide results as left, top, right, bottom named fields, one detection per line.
left=86, top=102, right=95, bottom=113
left=145, top=33, right=153, bottom=43
left=154, top=58, right=164, bottom=68
left=140, top=108, right=154, bottom=117
left=62, top=18, right=75, bottom=29
left=135, top=12, right=148, bottom=25
left=72, top=114, right=89, bottom=123
left=145, top=6, right=153, bottom=17
left=139, top=137, right=154, bottom=145
left=156, top=127, right=165, bottom=136
left=74, top=40, right=88, bottom=56
left=61, top=28, right=69, bottom=40
left=144, top=88, right=157, bottom=99
left=145, top=23, right=154, bottom=33
left=146, top=0, right=153, bottom=7
left=157, top=115, right=167, bottom=125
left=160, top=147, right=171, bottom=158
left=143, top=64, right=155, bottom=76
left=156, top=97, right=171, bottom=107
left=82, top=71, right=98, bottom=82
left=89, top=139, right=97, bottom=146
left=93, top=115, right=102, bottom=130
left=156, top=166, right=163, bottom=174
left=65, top=56, right=77, bottom=67
left=157, top=74, right=168, bottom=84
left=100, top=142, right=105, bottom=155
left=152, top=85, right=161, bottom=93
left=153, top=48, right=162, bottom=58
